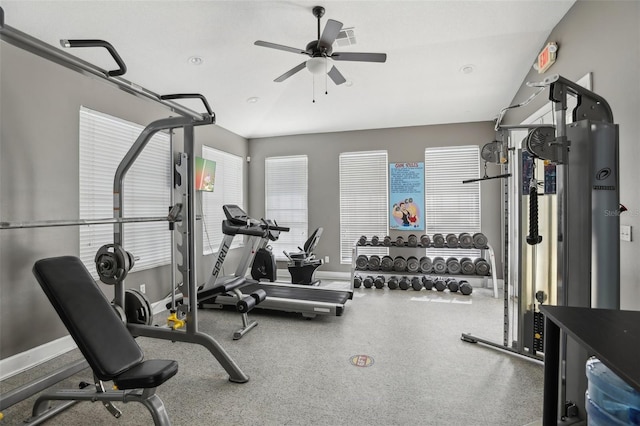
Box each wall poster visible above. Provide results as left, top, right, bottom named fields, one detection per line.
left=389, top=162, right=425, bottom=231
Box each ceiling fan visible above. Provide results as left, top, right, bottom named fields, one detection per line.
left=254, top=5, right=387, bottom=86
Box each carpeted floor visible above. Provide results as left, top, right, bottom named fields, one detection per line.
left=0, top=284, right=544, bottom=425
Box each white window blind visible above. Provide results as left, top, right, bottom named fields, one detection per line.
left=201, top=146, right=244, bottom=255
left=265, top=155, right=308, bottom=260
left=425, top=145, right=481, bottom=258
left=79, top=107, right=172, bottom=278
left=339, top=151, right=389, bottom=264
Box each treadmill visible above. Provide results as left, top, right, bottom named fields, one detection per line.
left=199, top=205, right=353, bottom=318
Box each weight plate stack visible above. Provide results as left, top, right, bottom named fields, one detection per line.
left=407, top=234, right=418, bottom=247
left=380, top=255, right=394, bottom=272
left=458, top=233, right=473, bottom=249
left=446, top=233, right=459, bottom=248
left=393, top=256, right=407, bottom=272
left=472, top=232, right=488, bottom=248
left=406, top=256, right=420, bottom=273
left=124, top=289, right=153, bottom=326
left=419, top=256, right=432, bottom=273
left=432, top=233, right=445, bottom=248
left=420, top=234, right=431, bottom=247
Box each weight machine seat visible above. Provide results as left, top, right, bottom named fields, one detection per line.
left=32, top=256, right=178, bottom=389
left=285, top=227, right=323, bottom=264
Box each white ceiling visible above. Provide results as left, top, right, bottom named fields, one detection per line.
left=0, top=1, right=575, bottom=139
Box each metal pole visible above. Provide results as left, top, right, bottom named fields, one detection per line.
left=0, top=215, right=174, bottom=230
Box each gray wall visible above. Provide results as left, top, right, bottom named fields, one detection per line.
left=0, top=42, right=249, bottom=359
left=248, top=122, right=502, bottom=275
left=503, top=0, right=640, bottom=310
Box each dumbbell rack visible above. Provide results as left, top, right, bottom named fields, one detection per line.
left=351, top=239, right=498, bottom=297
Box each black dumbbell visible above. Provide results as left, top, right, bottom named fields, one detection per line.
left=432, top=257, right=447, bottom=274
left=363, top=276, right=375, bottom=288
left=460, top=257, right=475, bottom=275
left=422, top=276, right=434, bottom=290
left=398, top=276, right=411, bottom=290
left=355, top=254, right=369, bottom=270
left=434, top=278, right=447, bottom=292
left=354, top=275, right=362, bottom=288
left=446, top=257, right=462, bottom=275
left=446, top=278, right=459, bottom=292
left=420, top=234, right=431, bottom=247
left=358, top=235, right=367, bottom=246
left=432, top=233, right=445, bottom=248
left=419, top=256, right=432, bottom=273
left=406, top=256, right=420, bottom=273
left=393, top=256, right=407, bottom=272
left=446, top=233, right=459, bottom=248
left=411, top=276, right=423, bottom=291
left=374, top=275, right=385, bottom=289
left=472, top=232, right=488, bottom=248
left=395, top=235, right=405, bottom=246
left=383, top=236, right=392, bottom=246
left=474, top=258, right=490, bottom=276
left=380, top=255, right=394, bottom=272
left=387, top=276, right=399, bottom=290
left=371, top=235, right=380, bottom=246
left=407, top=234, right=418, bottom=247
left=368, top=255, right=381, bottom=271
left=459, top=280, right=473, bottom=295
left=458, top=233, right=473, bottom=249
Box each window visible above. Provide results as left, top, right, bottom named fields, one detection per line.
left=424, top=145, right=481, bottom=257
left=200, top=146, right=244, bottom=255
left=79, top=107, right=172, bottom=278
left=339, top=151, right=389, bottom=264
left=265, top=155, right=308, bottom=260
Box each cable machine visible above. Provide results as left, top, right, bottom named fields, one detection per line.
left=462, top=74, right=620, bottom=423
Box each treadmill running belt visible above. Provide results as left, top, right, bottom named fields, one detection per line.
left=239, top=282, right=350, bottom=305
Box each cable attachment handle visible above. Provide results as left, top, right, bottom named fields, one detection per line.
left=526, top=179, right=543, bottom=245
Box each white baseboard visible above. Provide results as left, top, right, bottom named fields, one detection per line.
left=0, top=335, right=77, bottom=381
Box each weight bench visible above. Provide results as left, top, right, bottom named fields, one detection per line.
left=283, top=227, right=324, bottom=285
left=31, top=256, right=178, bottom=425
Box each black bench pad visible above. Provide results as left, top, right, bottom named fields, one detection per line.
left=114, top=359, right=178, bottom=390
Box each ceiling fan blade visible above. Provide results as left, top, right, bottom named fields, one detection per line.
left=327, top=65, right=346, bottom=85
left=274, top=62, right=307, bottom=82
left=331, top=52, right=387, bottom=63
left=318, top=19, right=343, bottom=48
left=254, top=40, right=308, bottom=55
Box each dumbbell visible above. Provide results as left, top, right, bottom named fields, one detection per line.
left=432, top=233, right=445, bottom=248
left=358, top=235, right=368, bottom=246
left=446, top=233, right=459, bottom=248
left=420, top=234, right=431, bottom=247
left=353, top=275, right=362, bottom=288
left=380, top=255, right=394, bottom=272
left=422, top=276, right=434, bottom=290
left=432, top=257, right=447, bottom=274
left=374, top=275, right=386, bottom=289
left=472, top=232, right=488, bottom=248
left=371, top=235, right=380, bottom=246
left=419, top=256, right=432, bottom=273
left=355, top=254, right=369, bottom=270
left=406, top=256, right=420, bottom=273
left=363, top=276, right=375, bottom=288
left=398, top=276, right=411, bottom=290
left=368, top=255, right=381, bottom=271
left=407, top=234, right=418, bottom=247
left=474, top=258, right=491, bottom=276
left=383, top=236, right=392, bottom=246
left=446, top=278, right=459, bottom=293
left=387, top=276, right=399, bottom=290
left=411, top=276, right=423, bottom=291
left=458, top=233, right=473, bottom=249
left=393, top=256, right=407, bottom=272
left=395, top=236, right=405, bottom=246
left=446, top=257, right=462, bottom=275
left=459, top=280, right=473, bottom=295
left=434, top=278, right=447, bottom=292
left=460, top=257, right=476, bottom=275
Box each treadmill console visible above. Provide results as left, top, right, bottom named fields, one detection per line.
left=223, top=204, right=249, bottom=225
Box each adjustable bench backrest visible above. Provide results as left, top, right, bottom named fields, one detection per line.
left=33, top=256, right=144, bottom=381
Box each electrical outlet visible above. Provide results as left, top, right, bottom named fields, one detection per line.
left=324, top=256, right=330, bottom=264
left=621, top=225, right=632, bottom=242
left=140, top=284, right=146, bottom=294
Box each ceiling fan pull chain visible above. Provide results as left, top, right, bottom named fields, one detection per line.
left=312, top=74, right=316, bottom=103
left=325, top=59, right=328, bottom=95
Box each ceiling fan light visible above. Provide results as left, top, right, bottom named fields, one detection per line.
left=306, top=57, right=326, bottom=75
